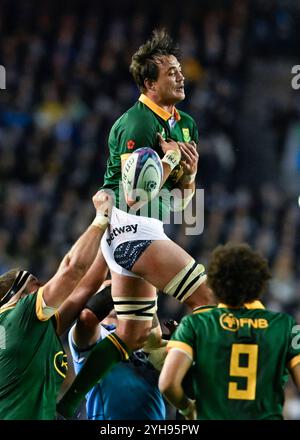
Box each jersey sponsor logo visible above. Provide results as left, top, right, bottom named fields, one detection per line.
left=127, top=139, right=135, bottom=150
left=220, top=313, right=269, bottom=331
left=220, top=313, right=239, bottom=331
left=54, top=351, right=68, bottom=378
left=106, top=224, right=138, bottom=246
left=182, top=128, right=191, bottom=142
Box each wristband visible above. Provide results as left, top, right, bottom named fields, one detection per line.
left=92, top=212, right=109, bottom=230
left=181, top=172, right=196, bottom=184
left=178, top=399, right=195, bottom=417
left=162, top=149, right=181, bottom=172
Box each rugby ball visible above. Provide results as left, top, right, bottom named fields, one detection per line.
left=122, top=147, right=163, bottom=202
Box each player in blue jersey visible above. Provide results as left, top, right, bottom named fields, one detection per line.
left=68, top=280, right=166, bottom=420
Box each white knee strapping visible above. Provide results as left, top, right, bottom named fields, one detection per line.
left=113, top=296, right=158, bottom=321
left=163, top=259, right=207, bottom=302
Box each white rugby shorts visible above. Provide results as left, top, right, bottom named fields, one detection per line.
left=101, top=206, right=170, bottom=277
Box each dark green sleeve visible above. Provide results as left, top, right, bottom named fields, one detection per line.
left=286, top=317, right=300, bottom=361
left=171, top=315, right=196, bottom=349
left=110, top=112, right=158, bottom=156
left=191, top=118, right=199, bottom=144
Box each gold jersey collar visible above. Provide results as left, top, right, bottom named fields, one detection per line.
left=218, top=300, right=265, bottom=310
left=139, top=94, right=181, bottom=121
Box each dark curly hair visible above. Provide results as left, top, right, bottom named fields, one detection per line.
left=129, top=29, right=180, bottom=92
left=207, top=243, right=271, bottom=307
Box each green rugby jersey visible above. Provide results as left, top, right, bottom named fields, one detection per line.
left=0, top=288, right=67, bottom=420
left=102, top=94, right=199, bottom=218
left=168, top=301, right=300, bottom=420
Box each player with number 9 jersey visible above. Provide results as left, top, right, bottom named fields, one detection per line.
left=168, top=303, right=300, bottom=419
left=161, top=243, right=300, bottom=420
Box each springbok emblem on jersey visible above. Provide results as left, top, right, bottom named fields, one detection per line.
left=182, top=128, right=191, bottom=142
left=54, top=351, right=68, bottom=378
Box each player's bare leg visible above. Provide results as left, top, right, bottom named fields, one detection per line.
left=111, top=271, right=157, bottom=351
left=132, top=240, right=214, bottom=309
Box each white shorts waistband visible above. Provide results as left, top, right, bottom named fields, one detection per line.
left=101, top=206, right=170, bottom=277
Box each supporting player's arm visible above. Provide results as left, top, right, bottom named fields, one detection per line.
left=69, top=280, right=114, bottom=348
left=56, top=250, right=109, bottom=335
left=159, top=348, right=196, bottom=420
left=41, top=191, right=111, bottom=313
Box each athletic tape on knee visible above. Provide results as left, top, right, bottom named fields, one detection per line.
left=163, top=259, right=207, bottom=302
left=113, top=297, right=157, bottom=321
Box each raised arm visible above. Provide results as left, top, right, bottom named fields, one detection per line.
left=42, top=191, right=111, bottom=312
left=56, top=249, right=109, bottom=335
left=70, top=281, right=114, bottom=348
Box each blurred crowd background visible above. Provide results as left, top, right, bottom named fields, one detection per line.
left=0, top=0, right=300, bottom=419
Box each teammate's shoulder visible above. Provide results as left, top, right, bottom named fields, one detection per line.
left=179, top=306, right=216, bottom=325
left=266, top=308, right=297, bottom=322
left=254, top=307, right=297, bottom=328
left=192, top=305, right=217, bottom=315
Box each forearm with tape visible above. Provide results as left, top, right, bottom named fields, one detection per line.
left=161, top=149, right=181, bottom=172
left=92, top=212, right=109, bottom=230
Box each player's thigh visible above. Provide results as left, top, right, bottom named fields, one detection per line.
left=132, top=241, right=213, bottom=308
left=111, top=270, right=156, bottom=298
left=111, top=270, right=156, bottom=348
left=131, top=240, right=192, bottom=290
